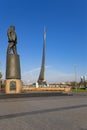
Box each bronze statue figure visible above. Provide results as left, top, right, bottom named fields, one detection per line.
left=7, top=25, right=17, bottom=54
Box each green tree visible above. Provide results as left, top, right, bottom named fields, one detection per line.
left=0, top=72, right=2, bottom=79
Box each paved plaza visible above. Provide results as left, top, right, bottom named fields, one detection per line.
left=0, top=93, right=87, bottom=130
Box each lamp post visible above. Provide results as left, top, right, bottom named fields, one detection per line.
left=0, top=62, right=2, bottom=91
left=74, top=64, right=77, bottom=92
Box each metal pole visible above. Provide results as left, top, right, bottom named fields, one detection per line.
left=0, top=62, right=1, bottom=91
left=74, top=64, right=77, bottom=92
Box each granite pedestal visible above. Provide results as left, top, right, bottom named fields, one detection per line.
left=5, top=54, right=22, bottom=94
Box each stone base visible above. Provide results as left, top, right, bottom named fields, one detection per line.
left=6, top=54, right=21, bottom=79
left=37, top=80, right=47, bottom=87
left=5, top=79, right=22, bottom=94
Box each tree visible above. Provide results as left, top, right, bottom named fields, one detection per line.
left=0, top=72, right=2, bottom=79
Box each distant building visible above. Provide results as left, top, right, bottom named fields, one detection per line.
left=80, top=75, right=87, bottom=82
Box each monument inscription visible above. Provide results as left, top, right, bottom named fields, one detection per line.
left=10, top=81, right=16, bottom=91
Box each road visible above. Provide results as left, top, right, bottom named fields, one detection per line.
left=0, top=94, right=87, bottom=130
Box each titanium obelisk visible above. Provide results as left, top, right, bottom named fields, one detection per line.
left=37, top=26, right=47, bottom=86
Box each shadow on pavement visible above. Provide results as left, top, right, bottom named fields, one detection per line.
left=0, top=104, right=87, bottom=120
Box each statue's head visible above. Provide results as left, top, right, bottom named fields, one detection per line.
left=10, top=25, right=15, bottom=31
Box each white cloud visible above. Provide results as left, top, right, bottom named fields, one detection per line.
left=22, top=66, right=80, bottom=84
left=46, top=70, right=72, bottom=83
left=21, top=65, right=51, bottom=84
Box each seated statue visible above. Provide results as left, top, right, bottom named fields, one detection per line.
left=7, top=25, right=17, bottom=54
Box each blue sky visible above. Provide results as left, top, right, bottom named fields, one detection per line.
left=0, top=0, right=87, bottom=83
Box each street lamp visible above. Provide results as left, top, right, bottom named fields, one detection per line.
left=0, top=62, right=2, bottom=91
left=74, top=64, right=77, bottom=91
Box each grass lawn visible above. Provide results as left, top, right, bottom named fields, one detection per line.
left=72, top=88, right=87, bottom=92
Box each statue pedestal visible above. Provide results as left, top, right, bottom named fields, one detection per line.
left=5, top=79, right=22, bottom=94
left=5, top=54, right=22, bottom=94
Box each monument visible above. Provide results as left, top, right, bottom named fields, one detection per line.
left=5, top=25, right=22, bottom=94
left=37, top=26, right=47, bottom=87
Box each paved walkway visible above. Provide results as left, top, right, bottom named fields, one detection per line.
left=0, top=94, right=87, bottom=130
